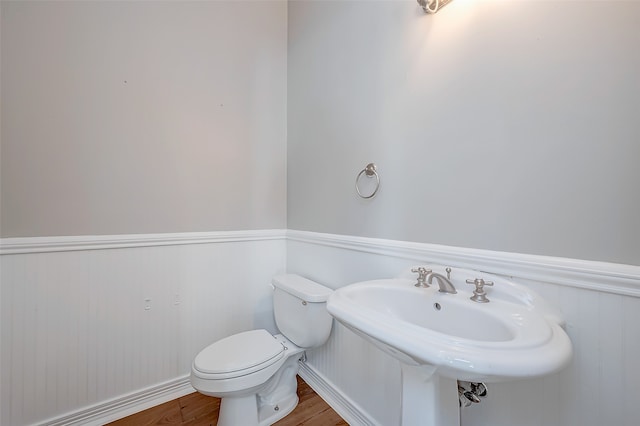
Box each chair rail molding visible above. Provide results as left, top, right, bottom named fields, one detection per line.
left=286, top=230, right=640, bottom=298
left=0, top=229, right=287, bottom=255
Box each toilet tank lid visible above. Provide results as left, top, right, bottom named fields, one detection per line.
left=272, top=274, right=332, bottom=303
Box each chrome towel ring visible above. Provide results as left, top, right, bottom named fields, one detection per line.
left=355, top=163, right=380, bottom=199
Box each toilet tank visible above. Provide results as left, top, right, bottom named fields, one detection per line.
left=272, top=274, right=333, bottom=348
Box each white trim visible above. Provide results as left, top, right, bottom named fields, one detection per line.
left=37, top=375, right=195, bottom=426
left=298, top=361, right=382, bottom=426
left=0, top=229, right=287, bottom=255
left=287, top=230, right=640, bottom=298
left=2, top=228, right=638, bottom=296
left=34, top=363, right=378, bottom=426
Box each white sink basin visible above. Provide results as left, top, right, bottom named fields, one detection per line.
left=327, top=269, right=572, bottom=383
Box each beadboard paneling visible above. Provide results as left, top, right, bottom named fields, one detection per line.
left=0, top=231, right=286, bottom=426
left=290, top=231, right=640, bottom=426
left=305, top=323, right=401, bottom=426
left=3, top=229, right=639, bottom=426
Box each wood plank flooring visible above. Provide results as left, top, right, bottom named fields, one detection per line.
left=106, top=376, right=347, bottom=426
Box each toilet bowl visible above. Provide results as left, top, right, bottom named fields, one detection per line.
left=190, top=274, right=333, bottom=426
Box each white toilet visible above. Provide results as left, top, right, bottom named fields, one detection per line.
left=190, top=274, right=333, bottom=426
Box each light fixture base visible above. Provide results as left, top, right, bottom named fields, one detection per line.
left=417, top=0, right=455, bottom=14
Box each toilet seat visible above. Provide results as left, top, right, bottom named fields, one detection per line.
left=193, top=329, right=285, bottom=380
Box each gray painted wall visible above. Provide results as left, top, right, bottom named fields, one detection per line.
left=287, top=0, right=640, bottom=266
left=1, top=0, right=287, bottom=237
left=3, top=0, right=639, bottom=265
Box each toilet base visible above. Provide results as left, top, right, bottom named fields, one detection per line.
left=258, top=393, right=298, bottom=425
left=215, top=390, right=298, bottom=426
left=215, top=377, right=300, bottom=426
left=218, top=395, right=259, bottom=426
left=209, top=334, right=304, bottom=426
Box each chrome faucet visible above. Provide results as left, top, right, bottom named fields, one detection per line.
left=465, top=278, right=493, bottom=303
left=411, top=267, right=432, bottom=287
left=427, top=272, right=457, bottom=294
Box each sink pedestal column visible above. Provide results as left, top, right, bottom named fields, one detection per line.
left=400, top=364, right=459, bottom=426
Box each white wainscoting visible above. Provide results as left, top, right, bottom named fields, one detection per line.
left=287, top=230, right=640, bottom=426
left=0, top=230, right=287, bottom=426
left=3, top=229, right=639, bottom=426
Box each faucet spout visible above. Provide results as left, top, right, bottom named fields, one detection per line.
left=427, top=272, right=457, bottom=294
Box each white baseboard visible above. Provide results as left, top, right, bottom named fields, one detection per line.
left=39, top=375, right=195, bottom=426
left=298, top=361, right=383, bottom=426
left=38, top=363, right=377, bottom=426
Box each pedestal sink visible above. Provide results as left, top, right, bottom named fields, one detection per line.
left=326, top=266, right=572, bottom=426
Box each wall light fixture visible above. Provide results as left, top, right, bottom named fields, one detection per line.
left=417, top=0, right=454, bottom=14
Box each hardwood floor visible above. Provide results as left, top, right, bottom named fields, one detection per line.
left=106, top=376, right=347, bottom=426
